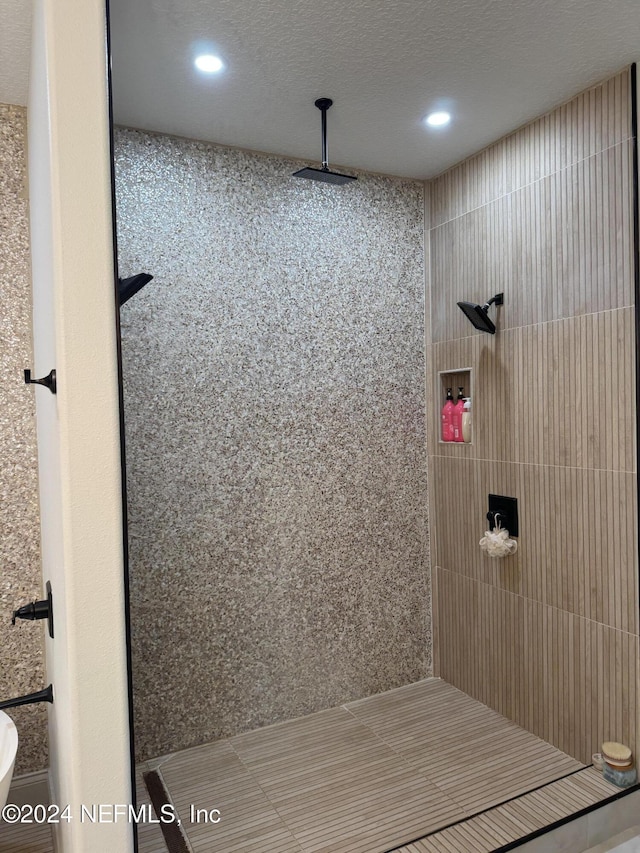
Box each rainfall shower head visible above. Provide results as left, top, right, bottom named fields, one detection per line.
left=457, top=293, right=504, bottom=334
left=119, top=273, right=153, bottom=306
left=293, top=166, right=356, bottom=185
left=292, top=98, right=357, bottom=186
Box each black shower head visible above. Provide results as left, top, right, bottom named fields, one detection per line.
left=458, top=301, right=496, bottom=334
left=293, top=98, right=356, bottom=186
left=292, top=166, right=356, bottom=185
left=457, top=293, right=504, bottom=334
left=119, top=273, right=153, bottom=306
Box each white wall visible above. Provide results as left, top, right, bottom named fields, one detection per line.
left=28, top=0, right=133, bottom=850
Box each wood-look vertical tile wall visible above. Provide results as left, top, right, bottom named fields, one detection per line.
left=428, top=68, right=638, bottom=764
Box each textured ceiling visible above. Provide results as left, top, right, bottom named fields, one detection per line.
left=3, top=0, right=640, bottom=178
left=108, top=0, right=640, bottom=178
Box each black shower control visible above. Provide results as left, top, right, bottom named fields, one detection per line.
left=0, top=684, right=53, bottom=711
left=488, top=494, right=518, bottom=537
left=12, top=581, right=54, bottom=638
left=24, top=368, right=57, bottom=394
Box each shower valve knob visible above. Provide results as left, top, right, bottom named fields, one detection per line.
left=12, top=582, right=54, bottom=638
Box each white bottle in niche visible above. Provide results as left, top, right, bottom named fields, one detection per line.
left=462, top=398, right=472, bottom=443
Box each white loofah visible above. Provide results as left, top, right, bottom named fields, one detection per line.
left=479, top=518, right=518, bottom=558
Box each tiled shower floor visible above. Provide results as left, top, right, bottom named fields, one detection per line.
left=139, top=678, right=619, bottom=853
left=0, top=678, right=622, bottom=853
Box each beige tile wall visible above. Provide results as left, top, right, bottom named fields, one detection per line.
left=429, top=69, right=638, bottom=764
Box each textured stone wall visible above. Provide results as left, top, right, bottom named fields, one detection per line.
left=0, top=103, right=47, bottom=774
left=114, top=128, right=429, bottom=761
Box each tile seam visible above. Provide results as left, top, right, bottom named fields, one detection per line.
left=341, top=703, right=469, bottom=814
left=226, top=741, right=307, bottom=853
left=435, top=565, right=640, bottom=640
left=430, top=138, right=634, bottom=230
left=428, top=453, right=636, bottom=476
left=430, top=304, right=635, bottom=346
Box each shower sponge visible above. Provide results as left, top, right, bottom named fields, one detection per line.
left=479, top=523, right=518, bottom=558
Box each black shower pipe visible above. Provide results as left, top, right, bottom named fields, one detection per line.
left=0, top=684, right=53, bottom=711
left=318, top=97, right=330, bottom=170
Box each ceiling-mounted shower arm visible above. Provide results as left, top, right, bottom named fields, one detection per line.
left=292, top=97, right=356, bottom=185
left=316, top=98, right=332, bottom=171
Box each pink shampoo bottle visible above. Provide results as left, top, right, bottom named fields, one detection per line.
left=441, top=388, right=455, bottom=441
left=452, top=387, right=465, bottom=442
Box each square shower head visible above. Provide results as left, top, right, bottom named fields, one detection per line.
left=292, top=166, right=357, bottom=185
left=457, top=301, right=497, bottom=334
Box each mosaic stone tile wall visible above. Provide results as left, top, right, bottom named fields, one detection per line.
left=114, top=128, right=429, bottom=761
left=0, top=103, right=48, bottom=774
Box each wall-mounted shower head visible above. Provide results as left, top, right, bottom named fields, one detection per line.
left=119, top=273, right=153, bottom=306
left=457, top=293, right=504, bottom=334
left=293, top=98, right=356, bottom=186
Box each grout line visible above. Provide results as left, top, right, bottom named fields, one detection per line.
left=228, top=741, right=306, bottom=853
left=430, top=304, right=636, bottom=349
left=340, top=703, right=458, bottom=807
left=435, top=566, right=640, bottom=640
left=427, top=452, right=637, bottom=477
left=382, top=765, right=594, bottom=853
left=342, top=702, right=580, bottom=822
left=430, top=138, right=635, bottom=229
left=142, top=753, right=177, bottom=773
left=492, top=782, right=640, bottom=853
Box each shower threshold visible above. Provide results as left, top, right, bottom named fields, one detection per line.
left=136, top=677, right=623, bottom=853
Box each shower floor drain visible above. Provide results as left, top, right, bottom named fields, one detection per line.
left=143, top=769, right=190, bottom=853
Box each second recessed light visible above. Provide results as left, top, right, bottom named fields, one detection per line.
left=425, top=111, right=451, bottom=128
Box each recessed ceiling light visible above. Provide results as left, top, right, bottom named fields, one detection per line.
left=194, top=54, right=225, bottom=74
left=425, top=111, right=451, bottom=128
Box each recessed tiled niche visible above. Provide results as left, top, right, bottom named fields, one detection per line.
left=438, top=368, right=473, bottom=445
